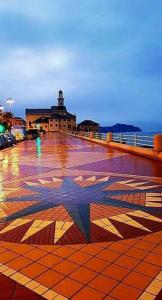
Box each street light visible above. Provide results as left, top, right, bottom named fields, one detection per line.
left=6, top=98, right=15, bottom=112
left=0, top=105, right=4, bottom=113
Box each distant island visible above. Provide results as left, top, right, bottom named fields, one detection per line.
left=99, top=123, right=142, bottom=133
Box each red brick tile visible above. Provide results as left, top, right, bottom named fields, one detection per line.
left=125, top=247, right=148, bottom=260
left=143, top=234, right=162, bottom=245
left=7, top=256, right=32, bottom=270
left=134, top=240, right=155, bottom=251
left=110, top=283, right=142, bottom=300
left=54, top=277, right=83, bottom=298
left=153, top=244, right=162, bottom=255
left=0, top=246, right=6, bottom=254
left=102, top=263, right=130, bottom=280
left=72, top=286, right=105, bottom=300
left=123, top=271, right=152, bottom=289
left=108, top=242, right=130, bottom=254
left=38, top=253, right=63, bottom=268
left=80, top=244, right=102, bottom=255
left=0, top=251, right=18, bottom=263
left=144, top=253, right=162, bottom=267
left=36, top=269, right=64, bottom=288
left=21, top=262, right=47, bottom=278
left=11, top=244, right=34, bottom=255
left=88, top=274, right=117, bottom=294
left=134, top=261, right=161, bottom=277
left=68, top=251, right=91, bottom=264
left=52, top=246, right=76, bottom=258
left=53, top=260, right=79, bottom=275
left=85, top=257, right=110, bottom=272
left=70, top=266, right=97, bottom=284
left=97, top=249, right=120, bottom=262
left=23, top=248, right=46, bottom=260
left=115, top=255, right=140, bottom=269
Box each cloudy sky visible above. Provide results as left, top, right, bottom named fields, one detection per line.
left=0, top=0, right=162, bottom=130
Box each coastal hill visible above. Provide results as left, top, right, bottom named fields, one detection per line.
left=99, top=123, right=142, bottom=133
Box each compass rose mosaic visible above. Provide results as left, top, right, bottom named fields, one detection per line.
left=0, top=175, right=162, bottom=245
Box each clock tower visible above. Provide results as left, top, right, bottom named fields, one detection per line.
left=58, top=90, right=64, bottom=107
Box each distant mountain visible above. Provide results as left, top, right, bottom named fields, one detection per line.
left=99, top=123, right=142, bottom=133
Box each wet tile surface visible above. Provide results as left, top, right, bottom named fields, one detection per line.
left=0, top=132, right=162, bottom=299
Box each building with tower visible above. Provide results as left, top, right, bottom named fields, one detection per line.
left=25, top=90, right=76, bottom=132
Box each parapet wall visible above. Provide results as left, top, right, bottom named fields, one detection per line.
left=66, top=132, right=162, bottom=162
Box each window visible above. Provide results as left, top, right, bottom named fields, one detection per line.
left=56, top=124, right=58, bottom=127
left=50, top=124, right=53, bottom=127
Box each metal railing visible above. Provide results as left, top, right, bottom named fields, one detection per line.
left=69, top=131, right=155, bottom=149
left=112, top=133, right=154, bottom=148
left=92, top=132, right=107, bottom=140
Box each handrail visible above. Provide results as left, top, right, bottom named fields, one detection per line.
left=112, top=133, right=154, bottom=148
left=69, top=131, right=155, bottom=149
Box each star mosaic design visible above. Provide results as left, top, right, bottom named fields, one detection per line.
left=1, top=176, right=161, bottom=244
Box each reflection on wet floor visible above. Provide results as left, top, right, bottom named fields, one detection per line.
left=0, top=132, right=162, bottom=300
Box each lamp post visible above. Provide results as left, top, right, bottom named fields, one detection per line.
left=6, top=98, right=15, bottom=113
left=0, top=105, right=4, bottom=113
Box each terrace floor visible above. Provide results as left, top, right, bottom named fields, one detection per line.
left=0, top=132, right=162, bottom=300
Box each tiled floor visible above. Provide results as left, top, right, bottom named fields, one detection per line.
left=0, top=132, right=162, bottom=300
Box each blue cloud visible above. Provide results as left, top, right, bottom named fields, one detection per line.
left=0, top=0, right=162, bottom=131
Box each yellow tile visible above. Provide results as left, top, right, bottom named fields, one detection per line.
left=152, top=279, right=162, bottom=288
left=55, top=221, right=64, bottom=229
left=147, top=284, right=160, bottom=295
left=32, top=220, right=43, bottom=227
left=17, top=275, right=31, bottom=285
left=0, top=265, right=9, bottom=272
left=63, top=222, right=73, bottom=230
left=55, top=295, right=68, bottom=300
left=11, top=272, right=23, bottom=281
left=3, top=269, right=15, bottom=276
left=92, top=218, right=123, bottom=238
left=34, top=285, right=48, bottom=295
left=156, top=272, right=162, bottom=281
left=138, top=292, right=155, bottom=300
left=43, top=290, right=58, bottom=300
left=21, top=220, right=52, bottom=241
left=26, top=280, right=40, bottom=289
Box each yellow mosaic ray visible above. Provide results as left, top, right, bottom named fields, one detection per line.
left=52, top=177, right=62, bottom=182
left=117, top=179, right=135, bottom=184
left=21, top=220, right=53, bottom=242
left=110, top=213, right=151, bottom=232
left=0, top=205, right=7, bottom=218
left=38, top=179, right=52, bottom=184
left=128, top=210, right=162, bottom=222
left=74, top=176, right=83, bottom=181
left=54, top=221, right=73, bottom=244
left=85, top=176, right=96, bottom=182
left=146, top=193, right=162, bottom=207
left=92, top=218, right=123, bottom=238
left=98, top=176, right=109, bottom=182
left=116, top=179, right=159, bottom=191
left=126, top=181, right=148, bottom=187
left=0, top=218, right=31, bottom=235
left=137, top=185, right=159, bottom=190
left=0, top=188, right=19, bottom=200
left=25, top=181, right=39, bottom=186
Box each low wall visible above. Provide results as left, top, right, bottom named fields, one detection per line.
left=67, top=133, right=162, bottom=161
